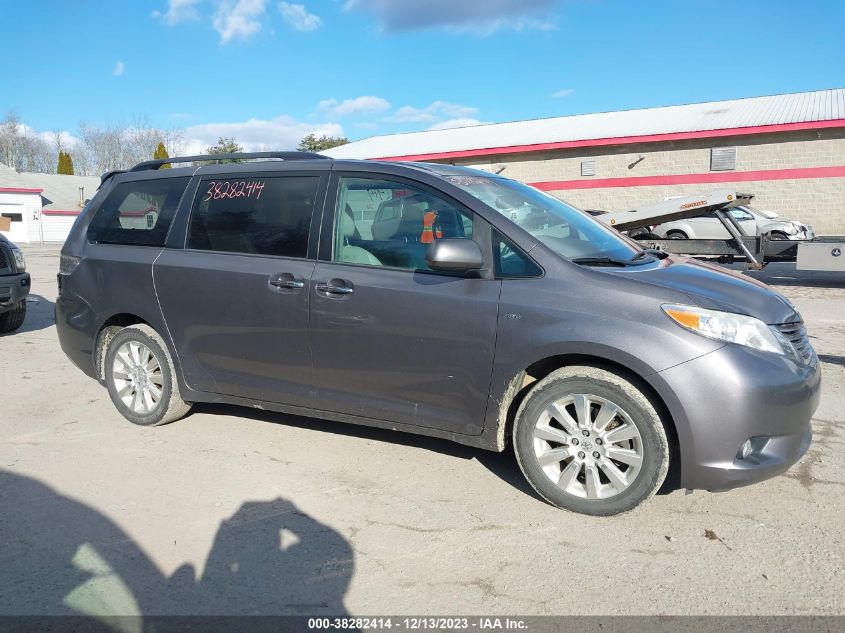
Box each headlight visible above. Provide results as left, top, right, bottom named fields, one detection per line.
left=11, top=248, right=25, bottom=272
left=662, top=304, right=794, bottom=356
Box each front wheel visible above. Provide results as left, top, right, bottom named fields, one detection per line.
left=513, top=366, right=669, bottom=516
left=0, top=300, right=26, bottom=333
left=104, top=324, right=192, bottom=426
left=666, top=230, right=687, bottom=240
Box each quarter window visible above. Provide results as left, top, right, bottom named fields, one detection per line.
left=87, top=177, right=190, bottom=246
left=187, top=176, right=321, bottom=258
left=333, top=177, right=474, bottom=271
left=494, top=230, right=542, bottom=278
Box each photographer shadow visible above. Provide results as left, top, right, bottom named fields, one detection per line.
left=0, top=469, right=353, bottom=623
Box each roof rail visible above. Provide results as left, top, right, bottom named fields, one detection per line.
left=129, top=151, right=330, bottom=172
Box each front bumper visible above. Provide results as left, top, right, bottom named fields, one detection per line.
left=652, top=343, right=821, bottom=491
left=0, top=272, right=30, bottom=313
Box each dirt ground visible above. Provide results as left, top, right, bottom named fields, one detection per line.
left=1, top=245, right=843, bottom=617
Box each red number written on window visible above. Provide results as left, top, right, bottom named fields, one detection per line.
left=203, top=180, right=266, bottom=202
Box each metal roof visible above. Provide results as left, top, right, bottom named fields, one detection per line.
left=0, top=163, right=100, bottom=210
left=324, top=88, right=845, bottom=160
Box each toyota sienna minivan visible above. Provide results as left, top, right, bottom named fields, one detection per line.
left=56, top=152, right=820, bottom=515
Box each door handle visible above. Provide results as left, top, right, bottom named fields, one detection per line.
left=269, top=272, right=305, bottom=290
left=315, top=279, right=354, bottom=295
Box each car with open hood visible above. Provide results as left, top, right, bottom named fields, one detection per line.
left=652, top=205, right=815, bottom=240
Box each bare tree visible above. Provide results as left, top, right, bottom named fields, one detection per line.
left=0, top=112, right=56, bottom=173
left=1, top=111, right=186, bottom=176
left=76, top=118, right=184, bottom=176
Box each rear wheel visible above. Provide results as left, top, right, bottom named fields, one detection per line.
left=104, top=324, right=191, bottom=426
left=513, top=366, right=669, bottom=516
left=0, top=300, right=26, bottom=333
left=666, top=230, right=687, bottom=240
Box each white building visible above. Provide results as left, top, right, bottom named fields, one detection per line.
left=0, top=163, right=100, bottom=244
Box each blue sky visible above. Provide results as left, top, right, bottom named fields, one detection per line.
left=2, top=0, right=844, bottom=153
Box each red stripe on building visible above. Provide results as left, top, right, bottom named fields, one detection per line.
left=372, top=119, right=845, bottom=162
left=0, top=187, right=43, bottom=194
left=529, top=165, right=845, bottom=191
left=42, top=209, right=81, bottom=216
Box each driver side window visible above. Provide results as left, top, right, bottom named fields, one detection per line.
left=333, top=177, right=474, bottom=272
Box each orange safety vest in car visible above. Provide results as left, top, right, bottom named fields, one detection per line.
left=420, top=210, right=443, bottom=244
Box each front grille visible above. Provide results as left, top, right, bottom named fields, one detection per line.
left=0, top=246, right=9, bottom=272
left=776, top=321, right=815, bottom=364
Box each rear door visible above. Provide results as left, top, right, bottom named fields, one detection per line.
left=154, top=172, right=327, bottom=407
left=309, top=174, right=501, bottom=436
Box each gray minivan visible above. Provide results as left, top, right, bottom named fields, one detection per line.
left=56, top=152, right=820, bottom=515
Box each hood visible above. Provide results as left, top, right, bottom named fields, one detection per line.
left=605, top=256, right=799, bottom=324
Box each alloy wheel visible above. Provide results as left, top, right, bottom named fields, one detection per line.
left=112, top=341, right=164, bottom=415
left=532, top=393, right=644, bottom=499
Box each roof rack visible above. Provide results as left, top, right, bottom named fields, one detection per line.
left=129, top=151, right=330, bottom=172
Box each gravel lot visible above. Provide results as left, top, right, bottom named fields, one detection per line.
left=1, top=244, right=843, bottom=617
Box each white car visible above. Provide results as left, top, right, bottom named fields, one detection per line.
left=652, top=206, right=814, bottom=240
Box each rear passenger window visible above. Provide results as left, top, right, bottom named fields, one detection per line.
left=334, top=177, right=474, bottom=271
left=87, top=177, right=190, bottom=246
left=187, top=176, right=321, bottom=258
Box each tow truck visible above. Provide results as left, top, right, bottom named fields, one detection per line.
left=599, top=189, right=845, bottom=271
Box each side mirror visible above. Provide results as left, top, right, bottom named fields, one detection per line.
left=425, top=239, right=484, bottom=273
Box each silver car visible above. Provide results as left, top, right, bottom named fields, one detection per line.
left=653, top=205, right=814, bottom=240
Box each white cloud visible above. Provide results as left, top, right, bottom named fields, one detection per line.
left=552, top=88, right=574, bottom=98
left=113, top=60, right=125, bottom=76
left=278, top=2, right=322, bottom=31
left=426, top=118, right=485, bottom=131
left=152, top=0, right=202, bottom=25
left=213, top=0, right=268, bottom=44
left=344, top=0, right=558, bottom=34
left=318, top=96, right=391, bottom=117
left=181, top=115, right=344, bottom=154
left=388, top=101, right=478, bottom=124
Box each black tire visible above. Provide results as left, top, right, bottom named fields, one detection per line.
left=0, top=300, right=26, bottom=333
left=103, top=324, right=191, bottom=426
left=768, top=231, right=788, bottom=240
left=666, top=230, right=687, bottom=240
left=513, top=366, right=669, bottom=516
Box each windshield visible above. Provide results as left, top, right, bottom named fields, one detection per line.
left=745, top=205, right=779, bottom=219
left=444, top=175, right=640, bottom=261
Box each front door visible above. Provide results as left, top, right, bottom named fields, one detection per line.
left=309, top=175, right=501, bottom=436
left=154, top=173, right=326, bottom=407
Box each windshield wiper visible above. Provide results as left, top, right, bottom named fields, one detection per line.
left=571, top=256, right=637, bottom=267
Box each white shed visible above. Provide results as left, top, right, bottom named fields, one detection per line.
left=0, top=163, right=100, bottom=244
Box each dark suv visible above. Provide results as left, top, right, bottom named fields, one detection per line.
left=0, top=234, right=30, bottom=333
left=56, top=152, right=820, bottom=515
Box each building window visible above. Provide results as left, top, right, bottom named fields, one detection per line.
left=581, top=160, right=596, bottom=177
left=1, top=213, right=23, bottom=222
left=710, top=146, right=737, bottom=171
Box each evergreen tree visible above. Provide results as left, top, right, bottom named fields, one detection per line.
left=205, top=137, right=243, bottom=163
left=57, top=151, right=75, bottom=175
left=297, top=134, right=348, bottom=152
left=153, top=141, right=171, bottom=168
